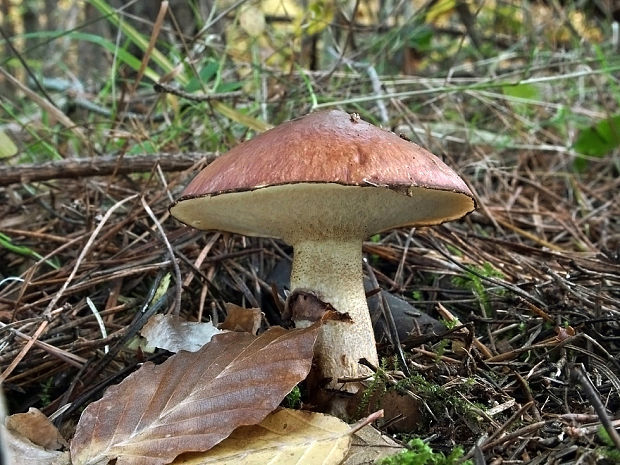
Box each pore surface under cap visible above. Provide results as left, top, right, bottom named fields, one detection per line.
left=171, top=183, right=473, bottom=243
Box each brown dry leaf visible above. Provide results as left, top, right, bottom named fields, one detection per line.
left=2, top=424, right=70, bottom=465
left=173, top=408, right=351, bottom=465
left=70, top=324, right=320, bottom=465
left=220, top=303, right=262, bottom=334
left=6, top=407, right=68, bottom=450
left=342, top=425, right=404, bottom=465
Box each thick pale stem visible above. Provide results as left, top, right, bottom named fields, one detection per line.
left=290, top=239, right=378, bottom=390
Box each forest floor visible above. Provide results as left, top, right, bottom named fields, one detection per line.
left=1, top=2, right=619, bottom=464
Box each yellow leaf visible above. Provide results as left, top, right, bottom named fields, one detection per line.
left=425, top=0, right=457, bottom=25
left=306, top=0, right=335, bottom=36
left=0, top=129, right=18, bottom=158
left=240, top=6, right=266, bottom=37
left=175, top=408, right=352, bottom=465
left=294, top=0, right=335, bottom=37
left=261, top=0, right=302, bottom=18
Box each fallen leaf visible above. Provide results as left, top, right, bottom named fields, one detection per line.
left=174, top=408, right=351, bottom=464
left=0, top=129, right=18, bottom=158
left=6, top=407, right=68, bottom=450
left=2, top=424, right=70, bottom=465
left=219, top=304, right=262, bottom=334
left=70, top=324, right=320, bottom=465
left=239, top=5, right=266, bottom=37
left=141, top=313, right=224, bottom=352
left=342, top=425, right=405, bottom=465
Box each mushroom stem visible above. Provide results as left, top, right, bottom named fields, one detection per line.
left=289, top=238, right=379, bottom=390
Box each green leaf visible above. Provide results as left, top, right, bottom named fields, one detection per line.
left=210, top=101, right=271, bottom=132
left=501, top=83, right=540, bottom=100
left=304, top=0, right=334, bottom=36
left=215, top=81, right=243, bottom=93
left=408, top=25, right=433, bottom=52
left=88, top=0, right=268, bottom=131
left=127, top=140, right=157, bottom=155
left=573, top=114, right=620, bottom=171
left=14, top=30, right=160, bottom=82
left=185, top=60, right=220, bottom=93
left=573, top=114, right=620, bottom=157
left=501, top=83, right=540, bottom=116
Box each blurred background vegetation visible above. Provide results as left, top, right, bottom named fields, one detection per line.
left=1, top=0, right=618, bottom=171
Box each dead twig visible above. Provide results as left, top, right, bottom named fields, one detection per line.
left=154, top=82, right=244, bottom=102
left=0, top=66, right=87, bottom=145
left=0, top=152, right=215, bottom=187
left=571, top=364, right=620, bottom=450
left=140, top=196, right=182, bottom=315
left=365, top=259, right=410, bottom=376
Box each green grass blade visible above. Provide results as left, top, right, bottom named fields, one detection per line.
left=0, top=233, right=60, bottom=270
left=88, top=0, right=181, bottom=83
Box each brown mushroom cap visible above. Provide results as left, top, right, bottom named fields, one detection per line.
left=170, top=110, right=475, bottom=242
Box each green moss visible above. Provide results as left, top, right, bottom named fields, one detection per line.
left=451, top=262, right=505, bottom=316
left=397, top=374, right=480, bottom=425
left=379, top=438, right=472, bottom=465
left=597, top=427, right=620, bottom=462
left=282, top=385, right=302, bottom=409
left=355, top=362, right=389, bottom=418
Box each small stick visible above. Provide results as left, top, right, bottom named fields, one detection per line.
left=129, top=1, right=168, bottom=96
left=86, top=298, right=109, bottom=354
left=485, top=336, right=575, bottom=363
left=154, top=82, right=243, bottom=102
left=364, top=259, right=410, bottom=376
left=480, top=420, right=547, bottom=452
left=410, top=347, right=461, bottom=364
left=182, top=233, right=221, bottom=288
left=519, top=297, right=554, bottom=323
left=513, top=372, right=542, bottom=421
left=141, top=196, right=182, bottom=315
left=0, top=66, right=87, bottom=144
left=349, top=409, right=384, bottom=435
left=494, top=216, right=565, bottom=252
left=0, top=152, right=215, bottom=187
left=0, top=322, right=87, bottom=367
left=425, top=234, right=548, bottom=307
left=571, top=364, right=620, bottom=450
left=436, top=302, right=493, bottom=358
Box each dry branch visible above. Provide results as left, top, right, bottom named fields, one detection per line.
left=0, top=152, right=215, bottom=186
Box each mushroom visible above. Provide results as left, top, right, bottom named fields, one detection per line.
left=170, top=110, right=475, bottom=391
